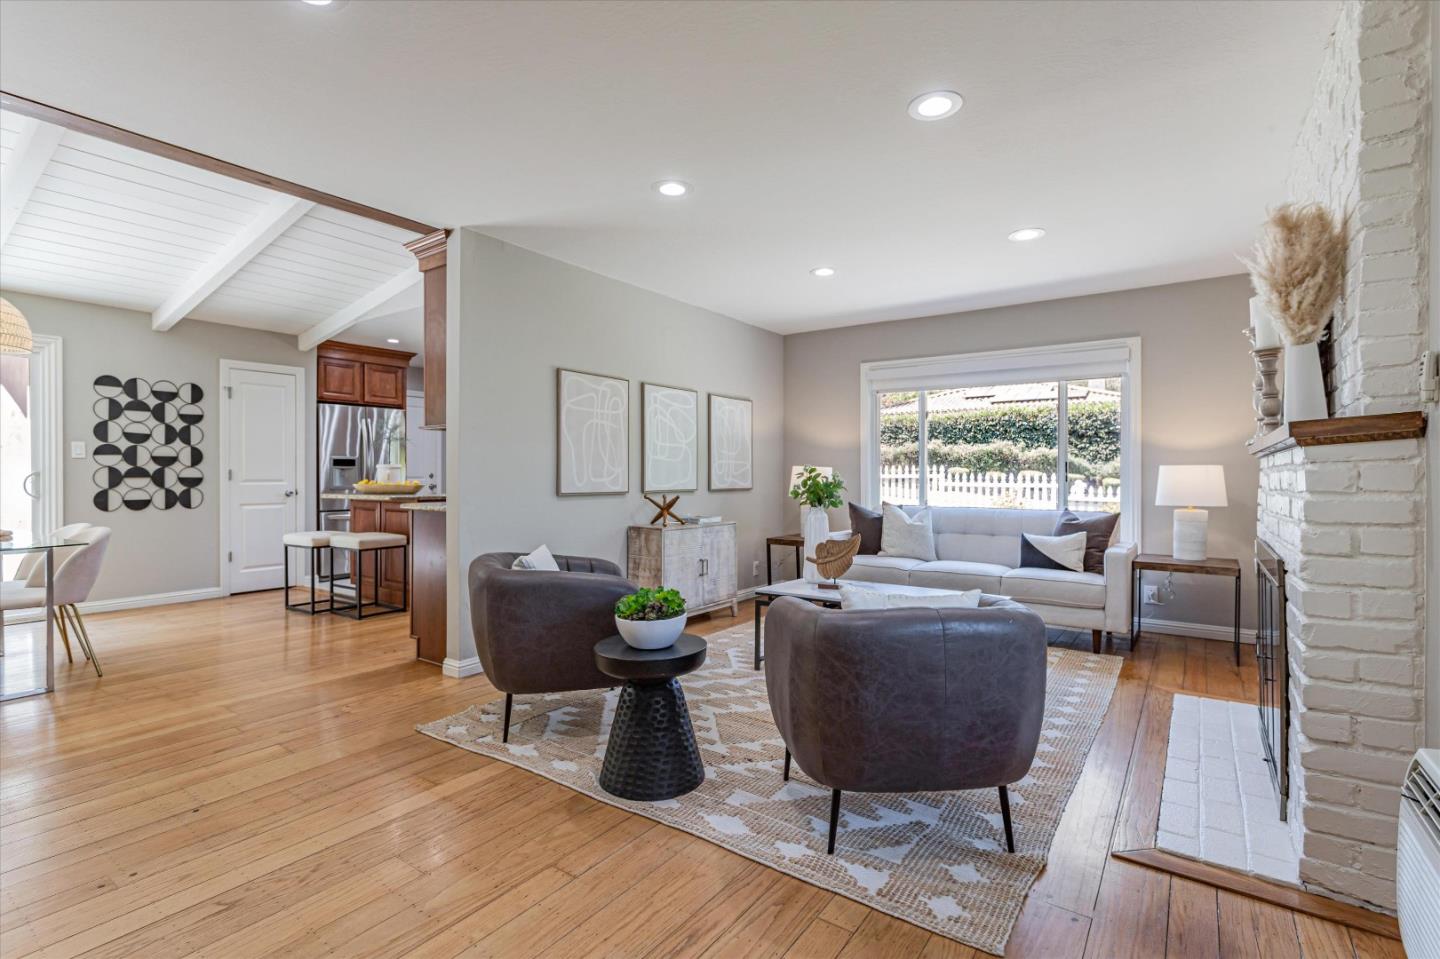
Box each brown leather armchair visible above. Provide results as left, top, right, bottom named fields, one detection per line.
left=469, top=552, right=636, bottom=741
left=764, top=594, right=1047, bottom=854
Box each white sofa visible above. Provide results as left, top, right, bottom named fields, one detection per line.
left=840, top=506, right=1136, bottom=651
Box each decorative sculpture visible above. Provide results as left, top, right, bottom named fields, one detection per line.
left=644, top=494, right=686, bottom=527
left=1246, top=329, right=1283, bottom=444
left=808, top=535, right=862, bottom=589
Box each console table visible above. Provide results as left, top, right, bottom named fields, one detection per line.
left=1132, top=553, right=1242, bottom=664
left=628, top=522, right=738, bottom=617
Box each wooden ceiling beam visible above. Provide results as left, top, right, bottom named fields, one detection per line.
left=296, top=269, right=421, bottom=352
left=151, top=196, right=315, bottom=331
left=0, top=114, right=64, bottom=249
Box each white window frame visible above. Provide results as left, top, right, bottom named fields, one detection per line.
left=859, top=336, right=1142, bottom=544
left=14, top=334, right=65, bottom=538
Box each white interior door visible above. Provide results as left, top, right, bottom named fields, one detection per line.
left=225, top=364, right=301, bottom=593
left=405, top=391, right=443, bottom=494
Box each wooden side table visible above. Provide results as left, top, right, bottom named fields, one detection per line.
left=1132, top=554, right=1242, bottom=664
left=764, top=533, right=804, bottom=585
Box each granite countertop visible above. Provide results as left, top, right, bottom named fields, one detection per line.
left=321, top=493, right=447, bottom=503
left=400, top=501, right=447, bottom=512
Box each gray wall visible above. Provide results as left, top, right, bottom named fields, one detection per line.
left=5, top=290, right=316, bottom=602
left=782, top=274, right=1260, bottom=632
left=445, top=230, right=786, bottom=664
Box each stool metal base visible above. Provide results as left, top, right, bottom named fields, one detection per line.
left=283, top=544, right=331, bottom=615
left=327, top=545, right=408, bottom=620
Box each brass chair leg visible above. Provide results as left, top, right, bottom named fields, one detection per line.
left=66, top=605, right=102, bottom=677
left=56, top=605, right=74, bottom=663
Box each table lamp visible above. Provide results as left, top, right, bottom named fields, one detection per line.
left=1156, top=465, right=1227, bottom=561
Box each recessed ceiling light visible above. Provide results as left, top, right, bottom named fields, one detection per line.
left=386, top=338, right=400, bottom=344
left=654, top=180, right=690, bottom=197
left=907, top=91, right=963, bottom=121
left=810, top=266, right=836, bottom=278
left=301, top=0, right=333, bottom=5
left=1008, top=227, right=1046, bottom=242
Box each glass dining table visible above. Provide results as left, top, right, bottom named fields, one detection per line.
left=1, top=535, right=82, bottom=702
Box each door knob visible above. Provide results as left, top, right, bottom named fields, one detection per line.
left=284, top=490, right=297, bottom=497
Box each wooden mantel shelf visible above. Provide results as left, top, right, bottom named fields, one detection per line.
left=1250, top=410, right=1427, bottom=457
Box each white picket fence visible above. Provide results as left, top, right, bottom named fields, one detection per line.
left=878, top=464, right=1120, bottom=511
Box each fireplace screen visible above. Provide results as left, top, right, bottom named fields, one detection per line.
left=1255, top=539, right=1289, bottom=820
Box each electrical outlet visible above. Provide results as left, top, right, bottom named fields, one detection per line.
left=70, top=441, right=86, bottom=459
left=1143, top=585, right=1163, bottom=605
left=752, top=560, right=761, bottom=578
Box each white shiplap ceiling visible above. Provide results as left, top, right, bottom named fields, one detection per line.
left=0, top=109, right=423, bottom=346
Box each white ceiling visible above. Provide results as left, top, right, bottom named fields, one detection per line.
left=0, top=109, right=422, bottom=343
left=0, top=0, right=1337, bottom=334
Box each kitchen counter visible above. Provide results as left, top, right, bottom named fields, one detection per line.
left=400, top=502, right=447, bottom=512
left=321, top=493, right=446, bottom=503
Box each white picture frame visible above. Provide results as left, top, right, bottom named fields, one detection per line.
left=708, top=393, right=753, bottom=491
left=642, top=382, right=698, bottom=493
left=556, top=368, right=629, bottom=496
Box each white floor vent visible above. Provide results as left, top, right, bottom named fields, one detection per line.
left=1398, top=749, right=1440, bottom=957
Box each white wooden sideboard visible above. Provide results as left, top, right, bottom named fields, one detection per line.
left=627, top=522, right=738, bottom=617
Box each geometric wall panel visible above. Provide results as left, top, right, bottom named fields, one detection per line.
left=91, top=374, right=204, bottom=511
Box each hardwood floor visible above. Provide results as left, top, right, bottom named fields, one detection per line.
left=0, top=594, right=1404, bottom=958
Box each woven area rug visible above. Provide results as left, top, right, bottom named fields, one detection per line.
left=417, top=623, right=1121, bottom=955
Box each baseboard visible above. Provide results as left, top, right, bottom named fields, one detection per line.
left=1139, top=615, right=1256, bottom=645
left=443, top=656, right=484, bottom=678
left=4, top=587, right=225, bottom=624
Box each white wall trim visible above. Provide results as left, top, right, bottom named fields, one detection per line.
left=1138, top=616, right=1256, bottom=645
left=217, top=359, right=308, bottom=596
left=442, top=656, right=484, bottom=678
left=5, top=587, right=224, bottom=623
left=858, top=336, right=1143, bottom=544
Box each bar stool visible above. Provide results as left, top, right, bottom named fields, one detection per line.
left=283, top=531, right=332, bottom=614
left=328, top=531, right=408, bottom=619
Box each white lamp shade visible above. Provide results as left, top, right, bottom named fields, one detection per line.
left=789, top=465, right=833, bottom=489
left=1155, top=465, right=1228, bottom=508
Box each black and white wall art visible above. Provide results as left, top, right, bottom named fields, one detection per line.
left=708, top=393, right=753, bottom=490
left=92, top=375, right=204, bottom=511
left=642, top=382, right=698, bottom=493
left=556, top=368, right=629, bottom=496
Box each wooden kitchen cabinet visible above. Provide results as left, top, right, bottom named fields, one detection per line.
left=316, top=341, right=414, bottom=408
left=409, top=508, right=447, bottom=665
left=348, top=499, right=411, bottom=607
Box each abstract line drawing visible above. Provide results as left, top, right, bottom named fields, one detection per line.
left=642, top=383, right=698, bottom=493
left=557, top=369, right=629, bottom=495
left=708, top=393, right=753, bottom=490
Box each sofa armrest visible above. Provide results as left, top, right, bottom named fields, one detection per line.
left=1103, top=541, right=1138, bottom=635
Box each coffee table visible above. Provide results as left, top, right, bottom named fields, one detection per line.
left=594, top=634, right=708, bottom=801
left=752, top=579, right=969, bottom=669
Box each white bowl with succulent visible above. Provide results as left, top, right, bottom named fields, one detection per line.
left=613, top=587, right=688, bottom=650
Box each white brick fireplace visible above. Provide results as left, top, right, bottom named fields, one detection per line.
left=1255, top=0, right=1430, bottom=911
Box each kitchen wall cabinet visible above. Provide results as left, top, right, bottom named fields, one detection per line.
left=316, top=340, right=415, bottom=408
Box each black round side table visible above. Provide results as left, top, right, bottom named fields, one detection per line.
left=594, top=634, right=707, bottom=801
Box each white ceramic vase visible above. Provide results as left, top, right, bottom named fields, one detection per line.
left=615, top=614, right=686, bottom=650
left=1282, top=340, right=1328, bottom=423
left=801, top=506, right=829, bottom=583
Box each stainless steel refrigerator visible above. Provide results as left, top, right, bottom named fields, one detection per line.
left=316, top=403, right=406, bottom=578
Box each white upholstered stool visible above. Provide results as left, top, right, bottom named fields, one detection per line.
left=328, top=531, right=408, bottom=619
left=283, top=531, right=332, bottom=615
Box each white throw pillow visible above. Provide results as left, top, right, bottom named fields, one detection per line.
left=1021, top=531, right=1088, bottom=573
left=838, top=584, right=982, bottom=611
left=878, top=503, right=936, bottom=561
left=511, top=544, right=560, bottom=571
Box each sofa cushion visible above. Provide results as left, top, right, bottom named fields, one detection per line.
left=907, top=560, right=1010, bottom=593
left=848, top=502, right=883, bottom=555
left=880, top=503, right=937, bottom=561
left=1001, top=567, right=1107, bottom=609
left=1019, top=531, right=1087, bottom=572
left=838, top=583, right=981, bottom=610
left=842, top=554, right=929, bottom=585
left=1054, top=510, right=1120, bottom=574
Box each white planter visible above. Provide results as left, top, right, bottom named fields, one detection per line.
left=801, top=506, right=829, bottom=583
left=1282, top=340, right=1328, bottom=423
left=615, top=614, right=686, bottom=650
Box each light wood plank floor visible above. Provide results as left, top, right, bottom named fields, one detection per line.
left=0, top=594, right=1404, bottom=958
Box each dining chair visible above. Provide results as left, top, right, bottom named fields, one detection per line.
left=0, top=527, right=111, bottom=676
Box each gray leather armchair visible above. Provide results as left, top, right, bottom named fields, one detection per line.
left=469, top=552, right=636, bottom=741
left=764, top=594, right=1047, bottom=854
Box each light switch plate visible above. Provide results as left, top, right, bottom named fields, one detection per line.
left=70, top=441, right=86, bottom=459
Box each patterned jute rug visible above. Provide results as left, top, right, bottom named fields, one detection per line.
left=417, top=623, right=1121, bottom=955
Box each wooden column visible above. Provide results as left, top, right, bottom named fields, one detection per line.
left=404, top=229, right=450, bottom=429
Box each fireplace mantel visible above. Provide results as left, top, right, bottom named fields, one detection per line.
left=1249, top=411, right=1427, bottom=457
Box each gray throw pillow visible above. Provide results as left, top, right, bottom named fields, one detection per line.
left=1054, top=510, right=1120, bottom=574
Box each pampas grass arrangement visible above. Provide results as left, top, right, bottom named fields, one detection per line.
left=1243, top=203, right=1347, bottom=346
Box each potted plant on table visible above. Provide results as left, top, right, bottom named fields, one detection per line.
left=789, top=466, right=845, bottom=583
left=614, top=587, right=688, bottom=650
